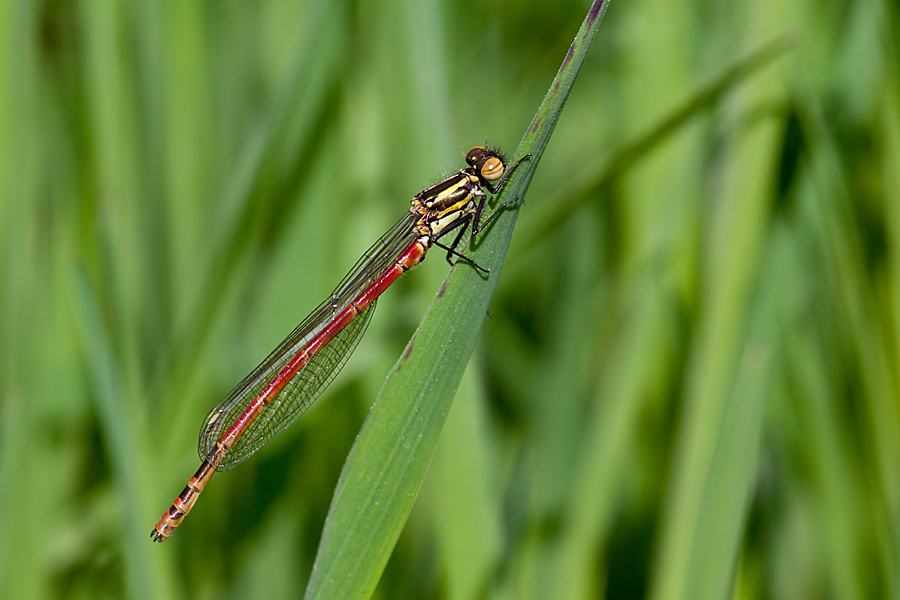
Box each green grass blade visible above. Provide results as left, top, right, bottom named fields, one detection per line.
left=547, top=283, right=670, bottom=599
left=303, top=2, right=611, bottom=598
left=649, top=6, right=788, bottom=596
left=73, top=272, right=175, bottom=600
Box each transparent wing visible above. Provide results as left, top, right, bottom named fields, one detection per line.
left=198, top=211, right=419, bottom=469
left=204, top=302, right=376, bottom=470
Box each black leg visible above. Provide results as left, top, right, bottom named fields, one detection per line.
left=433, top=239, right=489, bottom=274
left=431, top=213, right=489, bottom=273
left=444, top=224, right=469, bottom=266
left=432, top=212, right=472, bottom=246
left=473, top=194, right=520, bottom=236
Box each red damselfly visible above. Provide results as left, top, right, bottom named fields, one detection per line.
left=151, top=146, right=526, bottom=542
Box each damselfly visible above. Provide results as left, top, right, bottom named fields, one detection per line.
left=151, top=146, right=526, bottom=542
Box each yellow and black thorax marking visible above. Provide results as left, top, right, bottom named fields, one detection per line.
left=413, top=172, right=483, bottom=238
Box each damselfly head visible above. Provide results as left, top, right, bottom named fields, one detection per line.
left=465, top=146, right=505, bottom=182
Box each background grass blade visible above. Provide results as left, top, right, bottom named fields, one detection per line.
left=303, top=3, right=611, bottom=598
left=515, top=33, right=798, bottom=250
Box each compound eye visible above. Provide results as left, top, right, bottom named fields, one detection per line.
left=480, top=156, right=504, bottom=181
left=466, top=146, right=485, bottom=166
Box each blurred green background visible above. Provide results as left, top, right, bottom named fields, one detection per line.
left=1, top=0, right=898, bottom=598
